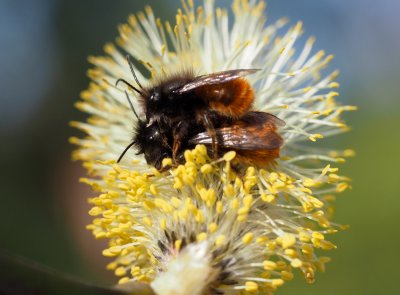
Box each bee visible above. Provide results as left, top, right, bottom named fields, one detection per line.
left=116, top=56, right=284, bottom=169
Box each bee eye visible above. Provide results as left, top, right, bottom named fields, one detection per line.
left=148, top=130, right=160, bottom=142
left=150, top=91, right=160, bottom=103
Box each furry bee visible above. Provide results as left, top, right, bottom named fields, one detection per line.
left=116, top=56, right=284, bottom=169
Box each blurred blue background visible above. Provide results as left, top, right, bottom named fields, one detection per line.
left=0, top=0, right=399, bottom=294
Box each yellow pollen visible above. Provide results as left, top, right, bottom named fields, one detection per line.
left=149, top=184, right=158, bottom=196
left=200, top=164, right=213, bottom=174
left=305, top=268, right=315, bottom=283
left=243, top=195, right=253, bottom=207
left=103, top=249, right=117, bottom=257
left=268, top=172, right=278, bottom=182
left=272, top=279, right=284, bottom=287
left=171, top=197, right=182, bottom=208
left=160, top=218, right=167, bottom=230
left=95, top=232, right=106, bottom=239
left=184, top=150, right=193, bottom=162
left=261, top=193, right=276, bottom=203
left=182, top=173, right=195, bottom=185
left=142, top=217, right=152, bottom=227
left=89, top=206, right=103, bottom=216
left=308, top=196, right=324, bottom=208
left=234, top=177, right=243, bottom=189
left=195, top=144, right=207, bottom=155
left=175, top=240, right=182, bottom=252
left=115, top=267, right=127, bottom=276
left=336, top=182, right=349, bottom=192
left=199, top=188, right=207, bottom=200
left=263, top=260, right=277, bottom=271
left=106, top=262, right=117, bottom=270
left=320, top=256, right=332, bottom=264
left=256, top=236, right=269, bottom=244
left=329, top=82, right=340, bottom=88
left=266, top=241, right=277, bottom=251
left=238, top=207, right=249, bottom=215
left=281, top=270, right=294, bottom=281
left=143, top=200, right=155, bottom=211
left=118, top=183, right=131, bottom=191
left=237, top=214, right=248, bottom=222
left=344, top=149, right=356, bottom=157
left=232, top=199, right=239, bottom=210
left=301, top=244, right=314, bottom=255
left=242, top=232, right=254, bottom=245
left=328, top=174, right=340, bottom=182
left=216, top=201, right=223, bottom=214
left=309, top=133, right=324, bottom=142
left=260, top=271, right=271, bottom=279
left=208, top=223, right=218, bottom=233
left=196, top=232, right=207, bottom=242
left=118, top=277, right=130, bottom=285
left=322, top=164, right=331, bottom=176
left=68, top=136, right=80, bottom=145
left=284, top=248, right=298, bottom=258
left=103, top=43, right=116, bottom=55
left=303, top=178, right=316, bottom=187
left=173, top=177, right=183, bottom=189
left=215, top=235, right=226, bottom=246
left=131, top=266, right=141, bottom=276
left=223, top=184, right=235, bottom=198
left=154, top=198, right=173, bottom=212
left=312, top=232, right=324, bottom=240
left=195, top=211, right=205, bottom=223
left=162, top=158, right=172, bottom=167
left=291, top=259, right=303, bottom=268
left=245, top=281, right=258, bottom=292
left=280, top=234, right=296, bottom=249
left=328, top=91, right=339, bottom=99
left=319, top=240, right=337, bottom=250
left=223, top=151, right=236, bottom=162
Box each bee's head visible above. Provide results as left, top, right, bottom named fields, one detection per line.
left=149, top=87, right=161, bottom=103
left=147, top=87, right=164, bottom=117
left=133, top=120, right=171, bottom=169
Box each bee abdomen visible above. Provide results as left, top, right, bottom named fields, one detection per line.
left=197, top=78, right=254, bottom=118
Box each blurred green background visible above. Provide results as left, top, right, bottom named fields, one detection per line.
left=0, top=0, right=399, bottom=294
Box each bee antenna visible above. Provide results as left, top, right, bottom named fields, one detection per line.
left=115, top=78, right=144, bottom=97
left=117, top=141, right=136, bottom=163
left=124, top=91, right=140, bottom=120
left=126, top=55, right=144, bottom=90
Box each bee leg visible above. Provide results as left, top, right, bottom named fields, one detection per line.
left=157, top=164, right=173, bottom=173
left=172, top=121, right=186, bottom=162
left=161, top=134, right=171, bottom=149
left=201, top=113, right=218, bottom=159
left=172, top=136, right=181, bottom=162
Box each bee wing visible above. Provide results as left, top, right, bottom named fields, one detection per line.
left=189, top=112, right=284, bottom=150
left=239, top=111, right=286, bottom=128
left=175, top=69, right=260, bottom=94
